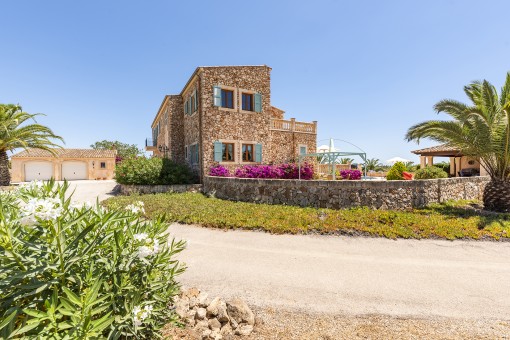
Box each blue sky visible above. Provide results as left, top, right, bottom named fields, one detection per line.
left=2, top=0, right=510, bottom=163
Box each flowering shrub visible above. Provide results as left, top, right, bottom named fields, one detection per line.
left=209, top=164, right=231, bottom=177
left=386, top=161, right=407, bottom=180
left=340, top=169, right=362, bottom=180
left=210, top=163, right=315, bottom=180
left=0, top=180, right=186, bottom=339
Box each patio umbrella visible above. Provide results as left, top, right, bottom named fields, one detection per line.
left=386, top=156, right=410, bottom=165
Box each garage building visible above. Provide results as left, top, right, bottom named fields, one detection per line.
left=10, top=148, right=116, bottom=182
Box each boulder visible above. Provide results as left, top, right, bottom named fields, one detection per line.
left=195, top=307, right=207, bottom=320
left=235, top=324, right=254, bottom=336
left=226, top=298, right=255, bottom=326
left=208, top=318, right=221, bottom=331
left=206, top=297, right=221, bottom=317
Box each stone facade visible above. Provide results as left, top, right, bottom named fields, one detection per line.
left=203, top=176, right=490, bottom=210
left=148, top=66, right=317, bottom=181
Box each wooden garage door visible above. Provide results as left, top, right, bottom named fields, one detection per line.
left=25, top=161, right=53, bottom=181
left=62, top=161, right=87, bottom=180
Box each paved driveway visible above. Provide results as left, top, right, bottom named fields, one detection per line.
left=64, top=180, right=118, bottom=203
left=169, top=223, right=510, bottom=320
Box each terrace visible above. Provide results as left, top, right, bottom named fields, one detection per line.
left=270, top=118, right=317, bottom=134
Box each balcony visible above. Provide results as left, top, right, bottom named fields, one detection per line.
left=145, top=138, right=157, bottom=151
left=270, top=118, right=317, bottom=134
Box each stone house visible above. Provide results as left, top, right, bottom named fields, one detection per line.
left=146, top=65, right=317, bottom=180
left=10, top=149, right=117, bottom=182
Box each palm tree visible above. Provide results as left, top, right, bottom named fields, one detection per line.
left=339, top=157, right=354, bottom=164
left=0, top=104, right=64, bottom=185
left=406, top=73, right=510, bottom=212
left=363, top=158, right=381, bottom=171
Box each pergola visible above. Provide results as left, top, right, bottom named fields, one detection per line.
left=298, top=151, right=367, bottom=180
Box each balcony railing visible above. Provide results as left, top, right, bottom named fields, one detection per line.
left=270, top=118, right=317, bottom=134
left=145, top=138, right=157, bottom=149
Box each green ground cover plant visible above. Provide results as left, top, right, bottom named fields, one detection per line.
left=104, top=193, right=510, bottom=240
left=0, top=181, right=185, bottom=339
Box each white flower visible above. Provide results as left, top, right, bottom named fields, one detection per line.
left=133, top=304, right=153, bottom=326
left=125, top=201, right=145, bottom=214
left=136, top=238, right=160, bottom=259
left=133, top=233, right=148, bottom=241
left=19, top=197, right=63, bottom=225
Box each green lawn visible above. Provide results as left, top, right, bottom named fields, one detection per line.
left=103, top=193, right=510, bottom=240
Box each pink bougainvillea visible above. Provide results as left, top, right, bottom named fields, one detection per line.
left=210, top=163, right=314, bottom=180
left=340, top=169, right=362, bottom=180
left=209, top=164, right=231, bottom=177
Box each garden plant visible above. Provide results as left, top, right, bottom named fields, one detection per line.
left=414, top=166, right=448, bottom=179
left=0, top=181, right=185, bottom=338
left=0, top=104, right=63, bottom=186
left=407, top=72, right=510, bottom=212
left=116, top=157, right=196, bottom=185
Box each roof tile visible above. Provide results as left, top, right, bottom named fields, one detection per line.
left=11, top=148, right=117, bottom=159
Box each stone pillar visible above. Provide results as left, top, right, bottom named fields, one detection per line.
left=427, top=156, right=433, bottom=167
left=449, top=157, right=455, bottom=176
left=420, top=156, right=426, bottom=168
left=455, top=157, right=461, bottom=176
left=290, top=118, right=296, bottom=132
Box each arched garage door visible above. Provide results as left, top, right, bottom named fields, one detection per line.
left=25, top=161, right=53, bottom=181
left=62, top=161, right=87, bottom=180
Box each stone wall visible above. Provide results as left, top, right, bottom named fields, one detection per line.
left=269, top=130, right=317, bottom=164
left=203, top=176, right=490, bottom=210
left=119, top=184, right=203, bottom=195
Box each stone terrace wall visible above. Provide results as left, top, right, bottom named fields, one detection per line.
left=119, top=184, right=203, bottom=195
left=203, top=176, right=490, bottom=210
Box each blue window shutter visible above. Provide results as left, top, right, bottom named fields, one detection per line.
left=213, top=86, right=222, bottom=107
left=184, top=100, right=188, bottom=115
left=255, top=144, right=262, bottom=162
left=214, top=141, right=223, bottom=162
left=254, top=93, right=262, bottom=113
left=194, top=90, right=199, bottom=112
left=195, top=144, right=199, bottom=163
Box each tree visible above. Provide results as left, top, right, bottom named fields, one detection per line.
left=0, top=104, right=63, bottom=186
left=339, top=157, right=355, bottom=164
left=406, top=72, right=510, bottom=212
left=90, top=140, right=142, bottom=162
left=363, top=158, right=381, bottom=171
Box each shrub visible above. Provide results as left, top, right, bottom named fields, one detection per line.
left=386, top=162, right=406, bottom=180
left=414, top=166, right=449, bottom=179
left=209, top=164, right=231, bottom=177
left=116, top=157, right=196, bottom=185
left=340, top=169, right=362, bottom=180
left=434, top=162, right=450, bottom=174
left=0, top=181, right=186, bottom=338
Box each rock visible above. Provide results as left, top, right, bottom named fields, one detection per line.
left=210, top=330, right=223, bottom=340
left=196, top=307, right=207, bottom=320
left=217, top=300, right=229, bottom=323
left=206, top=297, right=221, bottom=317
left=220, top=323, right=232, bottom=335
left=234, top=324, right=254, bottom=336
left=194, top=319, right=209, bottom=332
left=189, top=296, right=198, bottom=308
left=201, top=329, right=212, bottom=339
left=184, top=287, right=200, bottom=298
left=186, top=310, right=197, bottom=326
left=226, top=298, right=255, bottom=326
left=208, top=318, right=221, bottom=331
left=197, top=292, right=210, bottom=307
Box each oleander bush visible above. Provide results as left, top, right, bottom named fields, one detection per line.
left=116, top=157, right=196, bottom=185
left=0, top=181, right=186, bottom=339
left=414, top=166, right=449, bottom=179
left=386, top=162, right=407, bottom=180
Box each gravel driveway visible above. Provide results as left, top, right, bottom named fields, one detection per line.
left=64, top=180, right=118, bottom=203
left=168, top=223, right=510, bottom=337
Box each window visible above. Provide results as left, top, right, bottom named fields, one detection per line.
left=221, top=89, right=234, bottom=108
left=222, top=143, right=235, bottom=162
left=190, top=94, right=195, bottom=112
left=300, top=146, right=307, bottom=156
left=185, top=145, right=188, bottom=160
left=242, top=93, right=253, bottom=111
left=242, top=144, right=254, bottom=162
left=100, top=162, right=106, bottom=169
left=189, top=144, right=199, bottom=165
